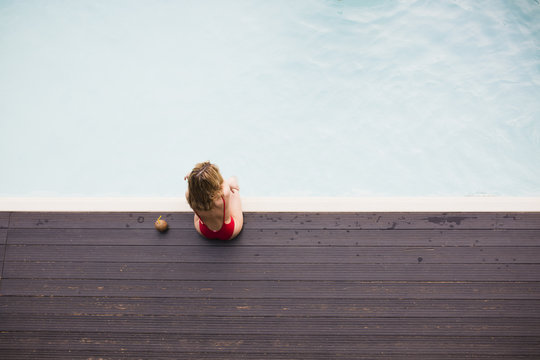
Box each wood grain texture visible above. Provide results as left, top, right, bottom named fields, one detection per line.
left=5, top=244, right=539, bottom=264
left=2, top=313, right=539, bottom=336
left=5, top=262, right=540, bottom=281
left=0, top=333, right=539, bottom=355
left=0, top=350, right=538, bottom=360
left=0, top=229, right=7, bottom=245
left=0, top=211, right=539, bottom=359
left=7, top=228, right=540, bottom=246
left=7, top=211, right=538, bottom=230
left=8, top=212, right=523, bottom=230
left=0, top=212, right=9, bottom=229
left=2, top=296, right=539, bottom=318
left=2, top=279, right=539, bottom=299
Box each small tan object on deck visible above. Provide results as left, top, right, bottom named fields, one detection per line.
left=154, top=216, right=168, bottom=232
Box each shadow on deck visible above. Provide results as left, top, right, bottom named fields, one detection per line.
left=0, top=211, right=539, bottom=359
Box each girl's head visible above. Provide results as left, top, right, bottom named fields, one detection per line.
left=186, top=161, right=224, bottom=212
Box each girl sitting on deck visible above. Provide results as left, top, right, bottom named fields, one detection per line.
left=185, top=161, right=243, bottom=241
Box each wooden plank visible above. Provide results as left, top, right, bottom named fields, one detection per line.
left=4, top=262, right=540, bottom=282
left=0, top=212, right=9, bottom=229
left=244, top=213, right=500, bottom=230
left=0, top=229, right=6, bottom=277
left=1, top=314, right=538, bottom=336
left=7, top=228, right=200, bottom=246
left=0, top=241, right=4, bottom=279
left=5, top=245, right=540, bottom=264
left=1, top=279, right=539, bottom=299
left=0, top=350, right=536, bottom=360
left=8, top=212, right=540, bottom=230
left=9, top=212, right=507, bottom=230
left=8, top=228, right=540, bottom=247
left=0, top=229, right=5, bottom=279
left=8, top=212, right=189, bottom=229
left=0, top=332, right=538, bottom=355
left=2, top=297, right=538, bottom=318
left=496, top=213, right=540, bottom=229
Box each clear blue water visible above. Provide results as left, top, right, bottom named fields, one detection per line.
left=1, top=0, right=539, bottom=197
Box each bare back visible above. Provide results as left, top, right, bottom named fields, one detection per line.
left=194, top=183, right=232, bottom=231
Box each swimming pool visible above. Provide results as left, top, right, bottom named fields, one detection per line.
left=1, top=0, right=539, bottom=208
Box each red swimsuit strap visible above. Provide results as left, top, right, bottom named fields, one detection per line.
left=221, top=195, right=226, bottom=224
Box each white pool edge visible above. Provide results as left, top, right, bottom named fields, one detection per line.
left=1, top=197, right=539, bottom=212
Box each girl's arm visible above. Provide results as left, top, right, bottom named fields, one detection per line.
left=227, top=176, right=240, bottom=192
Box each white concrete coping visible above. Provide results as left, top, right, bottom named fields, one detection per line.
left=1, top=197, right=539, bottom=212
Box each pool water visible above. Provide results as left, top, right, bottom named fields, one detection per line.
left=1, top=0, right=539, bottom=197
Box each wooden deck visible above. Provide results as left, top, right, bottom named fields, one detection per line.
left=0, top=211, right=539, bottom=359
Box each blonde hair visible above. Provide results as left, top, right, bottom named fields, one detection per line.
left=187, top=161, right=224, bottom=212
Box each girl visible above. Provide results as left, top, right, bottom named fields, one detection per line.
left=185, top=161, right=243, bottom=241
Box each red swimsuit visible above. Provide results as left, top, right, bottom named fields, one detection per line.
left=198, top=196, right=235, bottom=240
